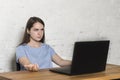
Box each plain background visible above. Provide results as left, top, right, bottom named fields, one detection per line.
left=0, top=0, right=120, bottom=72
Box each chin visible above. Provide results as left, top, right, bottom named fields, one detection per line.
left=37, top=39, right=42, bottom=42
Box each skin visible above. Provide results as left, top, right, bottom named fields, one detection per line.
left=19, top=22, right=71, bottom=72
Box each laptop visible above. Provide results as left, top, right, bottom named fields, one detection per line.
left=49, top=40, right=110, bottom=75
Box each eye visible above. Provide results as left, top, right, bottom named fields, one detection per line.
left=41, top=28, right=44, bottom=31
left=34, top=29, right=39, bottom=31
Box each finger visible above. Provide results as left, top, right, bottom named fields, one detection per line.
left=30, top=64, right=35, bottom=71
left=26, top=64, right=34, bottom=71
left=33, top=64, right=38, bottom=71
left=36, top=64, right=39, bottom=71
left=24, top=65, right=29, bottom=70
left=24, top=64, right=38, bottom=71
left=33, top=64, right=39, bottom=71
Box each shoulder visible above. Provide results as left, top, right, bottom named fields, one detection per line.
left=16, top=44, right=27, bottom=50
left=41, top=43, right=53, bottom=49
left=42, top=43, right=56, bottom=55
left=42, top=43, right=50, bottom=47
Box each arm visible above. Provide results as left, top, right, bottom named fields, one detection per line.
left=52, top=54, right=71, bottom=67
left=16, top=46, right=39, bottom=71
left=19, top=57, right=31, bottom=65
left=19, top=57, right=39, bottom=71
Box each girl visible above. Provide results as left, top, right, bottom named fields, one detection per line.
left=16, top=17, right=71, bottom=71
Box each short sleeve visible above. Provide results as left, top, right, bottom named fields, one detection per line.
left=16, top=46, right=26, bottom=63
left=48, top=45, right=56, bottom=57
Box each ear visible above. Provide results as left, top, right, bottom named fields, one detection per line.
left=27, top=29, right=30, bottom=34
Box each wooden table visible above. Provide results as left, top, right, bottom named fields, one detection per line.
left=0, top=64, right=120, bottom=80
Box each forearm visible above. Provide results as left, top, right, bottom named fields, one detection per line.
left=19, top=57, right=39, bottom=71
left=52, top=54, right=72, bottom=67
left=59, top=59, right=71, bottom=67
left=19, top=57, right=31, bottom=66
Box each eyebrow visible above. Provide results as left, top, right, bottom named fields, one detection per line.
left=33, top=27, right=44, bottom=30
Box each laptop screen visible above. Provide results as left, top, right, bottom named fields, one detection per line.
left=71, top=40, right=110, bottom=75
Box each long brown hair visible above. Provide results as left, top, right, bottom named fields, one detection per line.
left=20, top=17, right=45, bottom=45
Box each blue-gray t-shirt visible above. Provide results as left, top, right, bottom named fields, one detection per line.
left=16, top=43, right=56, bottom=70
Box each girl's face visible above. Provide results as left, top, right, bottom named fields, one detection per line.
left=27, top=22, right=44, bottom=42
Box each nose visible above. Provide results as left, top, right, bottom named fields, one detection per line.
left=38, top=30, right=42, bottom=35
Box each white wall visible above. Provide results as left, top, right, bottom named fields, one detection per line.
left=0, top=0, right=120, bottom=72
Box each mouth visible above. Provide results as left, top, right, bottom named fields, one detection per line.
left=37, top=37, right=41, bottom=39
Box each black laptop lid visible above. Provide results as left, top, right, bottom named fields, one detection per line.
left=71, top=40, right=110, bottom=75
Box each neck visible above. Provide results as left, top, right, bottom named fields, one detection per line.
left=28, top=40, right=41, bottom=48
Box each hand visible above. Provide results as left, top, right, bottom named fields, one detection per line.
left=24, top=64, right=39, bottom=72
